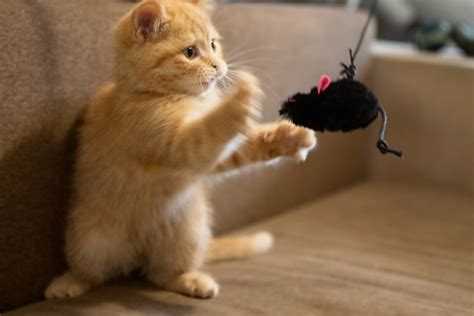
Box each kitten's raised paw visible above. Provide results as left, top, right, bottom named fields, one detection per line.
left=263, top=121, right=317, bottom=162
left=170, top=271, right=219, bottom=299
left=234, top=71, right=262, bottom=96
left=232, top=71, right=264, bottom=119
left=45, top=272, right=91, bottom=300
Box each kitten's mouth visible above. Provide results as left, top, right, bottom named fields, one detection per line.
left=202, top=78, right=216, bottom=88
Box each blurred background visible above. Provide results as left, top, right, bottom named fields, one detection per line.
left=220, top=0, right=474, bottom=47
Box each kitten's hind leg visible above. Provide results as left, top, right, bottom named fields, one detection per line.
left=146, top=193, right=218, bottom=298
left=160, top=271, right=219, bottom=299
left=44, top=271, right=91, bottom=299
left=45, top=225, right=138, bottom=300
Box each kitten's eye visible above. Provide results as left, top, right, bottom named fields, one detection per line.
left=183, top=46, right=198, bottom=59
left=211, top=39, right=217, bottom=52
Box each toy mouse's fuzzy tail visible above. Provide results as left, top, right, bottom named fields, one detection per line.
left=205, top=231, right=274, bottom=263
left=376, top=106, right=403, bottom=158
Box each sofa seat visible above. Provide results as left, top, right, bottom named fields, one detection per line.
left=7, top=182, right=473, bottom=316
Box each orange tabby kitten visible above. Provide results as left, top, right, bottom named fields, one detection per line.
left=45, top=0, right=316, bottom=300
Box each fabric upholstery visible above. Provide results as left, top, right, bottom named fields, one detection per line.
left=0, top=1, right=131, bottom=311
left=6, top=182, right=473, bottom=316
left=368, top=53, right=474, bottom=194
left=0, top=1, right=374, bottom=311
left=206, top=3, right=375, bottom=233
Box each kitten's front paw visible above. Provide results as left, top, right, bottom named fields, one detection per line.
left=233, top=71, right=263, bottom=102
left=262, top=121, right=317, bottom=162
left=171, top=272, right=219, bottom=299
left=229, top=71, right=264, bottom=130
left=45, top=272, right=91, bottom=300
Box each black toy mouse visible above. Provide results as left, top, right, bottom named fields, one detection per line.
left=279, top=0, right=402, bottom=158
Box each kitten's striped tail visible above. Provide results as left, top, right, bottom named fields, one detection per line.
left=205, top=231, right=274, bottom=263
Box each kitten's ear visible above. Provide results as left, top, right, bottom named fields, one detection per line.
left=133, top=1, right=167, bottom=41
left=182, top=0, right=216, bottom=14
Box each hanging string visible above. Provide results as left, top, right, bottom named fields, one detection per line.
left=340, top=0, right=379, bottom=79
left=376, top=107, right=403, bottom=158
left=340, top=0, right=403, bottom=158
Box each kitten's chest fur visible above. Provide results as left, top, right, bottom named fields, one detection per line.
left=74, top=87, right=226, bottom=227
left=191, top=91, right=246, bottom=162
left=184, top=90, right=221, bottom=123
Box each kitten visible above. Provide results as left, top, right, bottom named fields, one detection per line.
left=45, top=0, right=316, bottom=300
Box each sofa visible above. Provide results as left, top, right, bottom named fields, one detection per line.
left=1, top=1, right=472, bottom=315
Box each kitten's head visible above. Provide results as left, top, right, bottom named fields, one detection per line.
left=115, top=0, right=227, bottom=96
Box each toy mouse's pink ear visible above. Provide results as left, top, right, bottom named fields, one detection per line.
left=317, top=75, right=331, bottom=94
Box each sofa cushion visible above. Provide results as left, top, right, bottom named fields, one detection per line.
left=0, top=1, right=375, bottom=310
left=7, top=182, right=473, bottom=316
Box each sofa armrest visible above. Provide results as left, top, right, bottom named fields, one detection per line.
left=368, top=42, right=474, bottom=194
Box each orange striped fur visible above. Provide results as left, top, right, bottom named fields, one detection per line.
left=45, top=0, right=316, bottom=300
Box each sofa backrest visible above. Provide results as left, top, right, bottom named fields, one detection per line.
left=211, top=3, right=374, bottom=232
left=0, top=0, right=131, bottom=311
left=0, top=1, right=373, bottom=310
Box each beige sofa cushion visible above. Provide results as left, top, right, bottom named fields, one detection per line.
left=0, top=1, right=374, bottom=310
left=7, top=182, right=473, bottom=315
